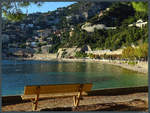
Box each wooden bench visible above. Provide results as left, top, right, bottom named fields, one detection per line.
left=21, top=83, right=92, bottom=111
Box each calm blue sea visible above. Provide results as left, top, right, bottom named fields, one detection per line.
left=1, top=60, right=148, bottom=96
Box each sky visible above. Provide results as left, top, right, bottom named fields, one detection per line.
left=21, top=2, right=76, bottom=14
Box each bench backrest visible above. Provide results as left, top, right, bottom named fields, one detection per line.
left=24, top=83, right=92, bottom=95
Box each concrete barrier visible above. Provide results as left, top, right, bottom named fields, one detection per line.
left=87, top=86, right=148, bottom=96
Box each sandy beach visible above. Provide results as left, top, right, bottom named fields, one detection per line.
left=58, top=58, right=148, bottom=74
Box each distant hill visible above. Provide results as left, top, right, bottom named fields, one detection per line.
left=59, top=2, right=148, bottom=50
left=2, top=2, right=148, bottom=55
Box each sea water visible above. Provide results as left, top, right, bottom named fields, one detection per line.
left=1, top=60, right=148, bottom=96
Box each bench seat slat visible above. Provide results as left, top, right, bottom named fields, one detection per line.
left=24, top=83, right=92, bottom=95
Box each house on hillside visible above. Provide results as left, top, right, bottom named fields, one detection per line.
left=8, top=48, right=35, bottom=57
left=9, top=35, right=16, bottom=39
left=128, top=19, right=147, bottom=28
left=57, top=7, right=64, bottom=11
left=82, top=12, right=88, bottom=20
left=69, top=28, right=74, bottom=37
left=136, top=19, right=147, bottom=28
left=98, top=11, right=104, bottom=17
left=20, top=24, right=25, bottom=30
left=35, top=29, right=52, bottom=37
left=85, top=49, right=123, bottom=56
left=51, top=26, right=57, bottom=31
left=41, top=45, right=52, bottom=54
left=27, top=24, right=34, bottom=28
left=47, top=18, right=59, bottom=25
left=33, top=36, right=39, bottom=40
left=54, top=30, right=61, bottom=37
left=31, top=42, right=37, bottom=47
left=66, top=16, right=72, bottom=20
left=85, top=49, right=123, bottom=60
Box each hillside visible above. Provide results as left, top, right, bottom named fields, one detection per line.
left=2, top=2, right=148, bottom=58
left=59, top=2, right=148, bottom=50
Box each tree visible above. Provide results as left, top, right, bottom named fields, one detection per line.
left=134, top=47, right=143, bottom=60
left=132, top=2, right=148, bottom=13
left=122, top=46, right=135, bottom=60
left=2, top=1, right=43, bottom=21
left=140, top=43, right=148, bottom=60
left=122, top=43, right=148, bottom=61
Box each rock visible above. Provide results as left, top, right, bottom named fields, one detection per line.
left=81, top=22, right=106, bottom=32
left=57, top=47, right=82, bottom=58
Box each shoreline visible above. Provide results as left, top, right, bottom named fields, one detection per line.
left=3, top=57, right=148, bottom=74
left=60, top=58, right=148, bottom=74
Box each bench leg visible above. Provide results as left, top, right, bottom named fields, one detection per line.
left=34, top=93, right=39, bottom=111
left=73, top=96, right=77, bottom=106
left=73, top=92, right=82, bottom=107
left=30, top=92, right=40, bottom=111
left=30, top=99, right=34, bottom=110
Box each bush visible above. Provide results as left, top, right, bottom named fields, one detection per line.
left=122, top=43, right=148, bottom=61
left=88, top=53, right=95, bottom=59
left=75, top=51, right=87, bottom=58
left=128, top=61, right=137, bottom=66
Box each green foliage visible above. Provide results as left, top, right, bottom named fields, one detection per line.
left=134, top=12, right=148, bottom=21
left=88, top=53, right=95, bottom=59
left=128, top=61, right=137, bottom=66
left=62, top=24, right=148, bottom=51
left=138, top=43, right=148, bottom=59
left=3, top=11, right=26, bottom=22
left=2, top=1, right=148, bottom=57
left=61, top=51, right=67, bottom=58
left=49, top=43, right=60, bottom=53
left=2, top=2, right=43, bottom=21
left=122, top=46, right=135, bottom=60
left=75, top=51, right=87, bottom=58
left=122, top=16, right=136, bottom=25
left=36, top=48, right=41, bottom=54
left=132, top=2, right=148, bottom=13
left=122, top=43, right=148, bottom=61
left=89, top=2, right=135, bottom=26
left=19, top=44, right=26, bottom=48
left=59, top=2, right=148, bottom=51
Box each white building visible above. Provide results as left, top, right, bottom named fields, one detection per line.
left=66, top=16, right=72, bottom=20
left=20, top=24, right=25, bottom=30
left=36, top=29, right=52, bottom=37
left=85, top=49, right=123, bottom=56
left=31, top=42, right=37, bottom=47
left=136, top=19, right=147, bottom=28
left=27, top=24, right=34, bottom=28
left=128, top=19, right=147, bottom=28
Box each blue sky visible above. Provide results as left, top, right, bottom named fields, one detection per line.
left=21, top=2, right=76, bottom=14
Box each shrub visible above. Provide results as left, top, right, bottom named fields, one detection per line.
left=75, top=51, right=87, bottom=58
